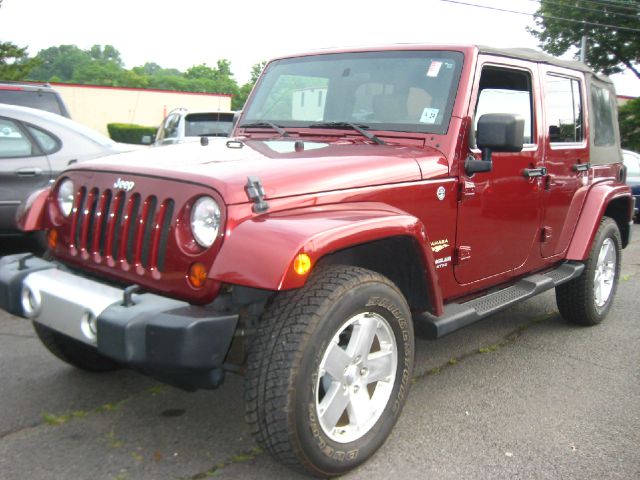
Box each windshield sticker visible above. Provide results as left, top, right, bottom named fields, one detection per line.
left=419, top=108, right=439, bottom=124
left=427, top=61, right=442, bottom=78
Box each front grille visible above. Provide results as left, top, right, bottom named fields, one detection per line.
left=70, top=186, right=174, bottom=272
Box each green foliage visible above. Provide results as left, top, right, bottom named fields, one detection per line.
left=619, top=97, right=640, bottom=152
left=529, top=0, right=640, bottom=78
left=0, top=41, right=41, bottom=80
left=107, top=123, right=157, bottom=144
left=233, top=61, right=267, bottom=110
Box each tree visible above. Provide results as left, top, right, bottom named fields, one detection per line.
left=619, top=97, right=640, bottom=152
left=529, top=0, right=640, bottom=78
left=233, top=61, right=267, bottom=110
left=28, top=45, right=91, bottom=81
left=0, top=41, right=41, bottom=80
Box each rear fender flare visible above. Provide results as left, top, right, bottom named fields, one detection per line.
left=566, top=182, right=633, bottom=261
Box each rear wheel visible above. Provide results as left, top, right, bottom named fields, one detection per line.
left=556, top=217, right=622, bottom=326
left=33, top=322, right=120, bottom=372
left=245, top=265, right=414, bottom=477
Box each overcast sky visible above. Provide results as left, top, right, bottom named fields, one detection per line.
left=0, top=0, right=638, bottom=95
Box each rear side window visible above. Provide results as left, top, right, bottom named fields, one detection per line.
left=0, top=118, right=34, bottom=158
left=545, top=75, right=583, bottom=144
left=0, top=89, right=64, bottom=116
left=591, top=85, right=616, bottom=146
left=26, top=125, right=60, bottom=154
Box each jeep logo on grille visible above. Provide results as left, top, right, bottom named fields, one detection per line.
left=113, top=178, right=135, bottom=192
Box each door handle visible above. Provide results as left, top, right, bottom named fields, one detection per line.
left=572, top=162, right=590, bottom=172
left=15, top=167, right=44, bottom=177
left=522, top=167, right=547, bottom=178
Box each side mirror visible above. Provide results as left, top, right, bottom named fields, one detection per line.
left=141, top=135, right=153, bottom=145
left=465, top=113, right=525, bottom=176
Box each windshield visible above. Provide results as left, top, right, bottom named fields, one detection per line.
left=185, top=112, right=235, bottom=137
left=0, top=90, right=65, bottom=116
left=242, top=50, right=464, bottom=135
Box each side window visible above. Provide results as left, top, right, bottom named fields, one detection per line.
left=591, top=85, right=616, bottom=146
left=474, top=67, right=534, bottom=145
left=545, top=75, right=583, bottom=144
left=0, top=118, right=34, bottom=158
left=26, top=125, right=60, bottom=154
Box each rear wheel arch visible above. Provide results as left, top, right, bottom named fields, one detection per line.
left=604, top=197, right=632, bottom=248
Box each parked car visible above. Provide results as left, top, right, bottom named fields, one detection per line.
left=623, top=149, right=640, bottom=221
left=0, top=45, right=633, bottom=477
left=144, top=108, right=236, bottom=146
left=0, top=82, right=70, bottom=118
left=0, top=103, right=136, bottom=234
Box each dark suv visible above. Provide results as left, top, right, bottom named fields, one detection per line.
left=0, top=82, right=71, bottom=118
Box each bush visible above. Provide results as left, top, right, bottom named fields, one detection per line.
left=107, top=123, right=156, bottom=144
left=619, top=98, right=640, bottom=153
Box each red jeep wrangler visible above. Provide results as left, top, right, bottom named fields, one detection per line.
left=0, top=45, right=633, bottom=477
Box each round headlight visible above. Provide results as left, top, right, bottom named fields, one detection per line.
left=190, top=196, right=221, bottom=248
left=57, top=179, right=75, bottom=217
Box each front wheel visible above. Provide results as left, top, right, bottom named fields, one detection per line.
left=556, top=217, right=622, bottom=326
left=245, top=265, right=414, bottom=477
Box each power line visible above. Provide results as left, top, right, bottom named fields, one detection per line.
left=437, top=0, right=640, bottom=32
left=522, top=0, right=640, bottom=19
left=573, top=0, right=640, bottom=13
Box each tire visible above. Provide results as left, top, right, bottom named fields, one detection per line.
left=33, top=322, right=121, bottom=372
left=556, top=217, right=622, bottom=326
left=245, top=265, right=414, bottom=477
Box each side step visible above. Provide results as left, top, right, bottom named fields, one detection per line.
left=414, top=261, right=584, bottom=338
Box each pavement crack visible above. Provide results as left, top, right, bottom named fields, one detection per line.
left=412, top=312, right=557, bottom=383
left=181, top=446, right=263, bottom=479
left=0, top=332, right=35, bottom=339
left=0, top=421, right=43, bottom=441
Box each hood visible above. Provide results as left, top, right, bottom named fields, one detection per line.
left=70, top=138, right=448, bottom=205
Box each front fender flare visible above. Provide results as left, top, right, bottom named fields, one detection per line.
left=16, top=187, right=50, bottom=232
left=210, top=203, right=443, bottom=314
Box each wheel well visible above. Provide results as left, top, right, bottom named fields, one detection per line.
left=315, top=236, right=431, bottom=311
left=604, top=197, right=631, bottom=248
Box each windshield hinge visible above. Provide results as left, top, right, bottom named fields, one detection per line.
left=245, top=176, right=269, bottom=213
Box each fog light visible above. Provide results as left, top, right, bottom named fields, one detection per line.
left=80, top=311, right=98, bottom=340
left=21, top=285, right=41, bottom=318
left=188, top=262, right=208, bottom=288
left=293, top=253, right=312, bottom=275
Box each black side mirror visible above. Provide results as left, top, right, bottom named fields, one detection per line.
left=465, top=113, right=525, bottom=176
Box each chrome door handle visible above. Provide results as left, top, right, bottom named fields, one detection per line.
left=572, top=162, right=590, bottom=172
left=522, top=167, right=547, bottom=178
left=15, top=167, right=44, bottom=176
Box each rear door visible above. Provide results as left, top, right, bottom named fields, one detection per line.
left=0, top=117, right=51, bottom=231
left=539, top=70, right=588, bottom=257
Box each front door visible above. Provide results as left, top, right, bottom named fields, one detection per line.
left=455, top=61, right=543, bottom=285
left=0, top=117, right=51, bottom=232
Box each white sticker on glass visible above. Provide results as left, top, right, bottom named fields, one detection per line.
left=419, top=108, right=439, bottom=124
left=427, top=61, right=442, bottom=77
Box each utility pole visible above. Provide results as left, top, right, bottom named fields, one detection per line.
left=580, top=21, right=588, bottom=63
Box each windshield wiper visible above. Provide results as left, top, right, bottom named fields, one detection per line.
left=308, top=122, right=386, bottom=145
left=239, top=121, right=289, bottom=137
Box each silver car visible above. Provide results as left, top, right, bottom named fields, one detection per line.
left=0, top=103, right=135, bottom=234
left=623, top=149, right=640, bottom=222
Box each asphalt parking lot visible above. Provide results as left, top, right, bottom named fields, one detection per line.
left=0, top=226, right=639, bottom=480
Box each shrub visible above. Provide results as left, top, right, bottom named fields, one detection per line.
left=107, top=123, right=156, bottom=144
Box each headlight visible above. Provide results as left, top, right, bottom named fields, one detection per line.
left=57, top=179, right=74, bottom=217
left=190, top=196, right=221, bottom=248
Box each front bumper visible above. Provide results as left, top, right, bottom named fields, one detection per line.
left=0, top=254, right=238, bottom=389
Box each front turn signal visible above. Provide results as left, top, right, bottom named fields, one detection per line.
left=293, top=253, right=312, bottom=275
left=188, top=262, right=208, bottom=288
left=47, top=229, right=58, bottom=249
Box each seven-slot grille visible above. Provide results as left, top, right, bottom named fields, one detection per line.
left=69, top=186, right=174, bottom=272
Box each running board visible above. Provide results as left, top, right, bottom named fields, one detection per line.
left=414, top=262, right=585, bottom=338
